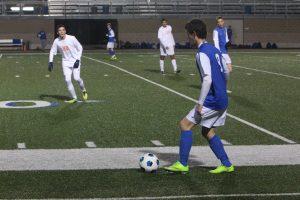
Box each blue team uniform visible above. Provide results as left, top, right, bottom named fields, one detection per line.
left=213, top=27, right=228, bottom=54
left=38, top=31, right=47, bottom=40
left=107, top=29, right=115, bottom=43
left=196, top=42, right=228, bottom=110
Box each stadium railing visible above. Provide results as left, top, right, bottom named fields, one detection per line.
left=0, top=0, right=300, bottom=18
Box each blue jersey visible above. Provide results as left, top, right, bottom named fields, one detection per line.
left=107, top=29, right=115, bottom=42
left=38, top=31, right=47, bottom=40
left=196, top=43, right=228, bottom=110
left=213, top=27, right=229, bottom=54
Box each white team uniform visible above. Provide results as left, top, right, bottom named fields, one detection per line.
left=49, top=34, right=83, bottom=82
left=158, top=25, right=175, bottom=56
left=185, top=50, right=228, bottom=128
left=213, top=29, right=232, bottom=65
left=49, top=34, right=85, bottom=99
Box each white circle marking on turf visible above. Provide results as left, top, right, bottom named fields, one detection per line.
left=0, top=100, right=52, bottom=109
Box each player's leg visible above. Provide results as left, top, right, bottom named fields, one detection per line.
left=164, top=107, right=199, bottom=173
left=107, top=42, right=117, bottom=60
left=63, top=66, right=77, bottom=103
left=160, top=46, right=167, bottom=75
left=222, top=53, right=232, bottom=72
left=168, top=47, right=180, bottom=74
left=200, top=108, right=234, bottom=173
left=73, top=65, right=88, bottom=101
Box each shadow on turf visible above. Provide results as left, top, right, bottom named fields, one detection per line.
left=144, top=69, right=161, bottom=73
left=39, top=94, right=71, bottom=101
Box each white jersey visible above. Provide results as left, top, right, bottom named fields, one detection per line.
left=49, top=34, right=83, bottom=66
left=158, top=25, right=175, bottom=48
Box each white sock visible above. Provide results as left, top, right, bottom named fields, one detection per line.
left=66, top=81, right=77, bottom=99
left=171, top=59, right=177, bottom=71
left=160, top=60, right=164, bottom=72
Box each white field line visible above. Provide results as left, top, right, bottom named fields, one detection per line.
left=221, top=139, right=232, bottom=145
left=0, top=145, right=300, bottom=171
left=233, top=65, right=300, bottom=80
left=151, top=140, right=164, bottom=146
left=181, top=57, right=300, bottom=80
left=85, top=141, right=97, bottom=148
left=27, top=193, right=300, bottom=200
left=83, top=56, right=296, bottom=144
left=17, top=143, right=26, bottom=149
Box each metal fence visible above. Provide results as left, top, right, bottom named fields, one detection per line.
left=1, top=0, right=300, bottom=18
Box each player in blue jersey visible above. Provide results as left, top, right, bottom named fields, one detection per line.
left=106, top=23, right=117, bottom=60
left=164, top=19, right=234, bottom=174
left=213, top=17, right=232, bottom=72
left=37, top=30, right=47, bottom=51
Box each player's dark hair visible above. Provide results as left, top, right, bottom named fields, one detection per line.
left=107, top=23, right=111, bottom=26
left=56, top=24, right=66, bottom=31
left=161, top=18, right=167, bottom=23
left=216, top=16, right=223, bottom=22
left=185, top=19, right=207, bottom=39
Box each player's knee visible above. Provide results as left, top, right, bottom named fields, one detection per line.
left=201, top=127, right=214, bottom=140
left=179, top=119, right=192, bottom=131
left=160, top=56, right=165, bottom=60
left=65, top=77, right=72, bottom=84
left=170, top=55, right=175, bottom=59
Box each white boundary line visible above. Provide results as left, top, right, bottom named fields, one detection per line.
left=83, top=56, right=296, bottom=144
left=20, top=192, right=300, bottom=200
left=233, top=65, right=300, bottom=80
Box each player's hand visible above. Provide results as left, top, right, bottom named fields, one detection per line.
left=48, top=62, right=53, bottom=72
left=227, top=64, right=232, bottom=72
left=195, top=103, right=203, bottom=114
left=73, top=60, right=80, bottom=68
left=165, top=46, right=169, bottom=50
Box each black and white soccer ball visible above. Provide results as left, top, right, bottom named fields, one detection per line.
left=139, top=153, right=159, bottom=173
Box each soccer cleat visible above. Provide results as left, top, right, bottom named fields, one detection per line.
left=110, top=55, right=117, bottom=60
left=66, top=98, right=77, bottom=104
left=209, top=165, right=234, bottom=174
left=164, top=161, right=189, bottom=173
left=174, top=70, right=181, bottom=74
left=82, top=90, right=88, bottom=101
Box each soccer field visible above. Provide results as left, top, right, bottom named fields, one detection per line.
left=0, top=50, right=299, bottom=199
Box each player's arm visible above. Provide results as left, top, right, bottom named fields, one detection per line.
left=225, top=28, right=230, bottom=50
left=157, top=28, right=165, bottom=48
left=196, top=53, right=212, bottom=112
left=48, top=40, right=57, bottom=72
left=213, top=30, right=220, bottom=50
left=73, top=36, right=83, bottom=68
left=170, top=26, right=175, bottom=47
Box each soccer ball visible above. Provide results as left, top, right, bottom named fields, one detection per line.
left=139, top=153, right=159, bottom=173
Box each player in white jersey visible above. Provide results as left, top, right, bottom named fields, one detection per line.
left=157, top=19, right=180, bottom=75
left=48, top=25, right=88, bottom=103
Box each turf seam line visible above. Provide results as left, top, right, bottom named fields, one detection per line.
left=83, top=56, right=296, bottom=144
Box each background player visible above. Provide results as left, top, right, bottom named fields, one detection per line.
left=158, top=19, right=180, bottom=75
left=213, top=16, right=232, bottom=72
left=165, top=19, right=234, bottom=174
left=106, top=23, right=117, bottom=60
left=48, top=25, right=88, bottom=103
